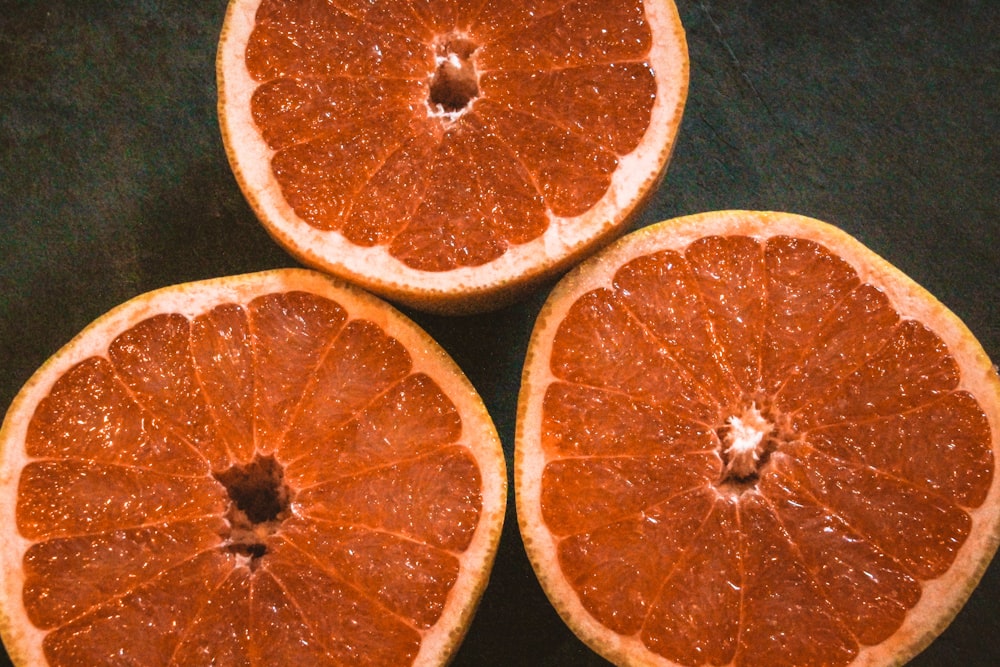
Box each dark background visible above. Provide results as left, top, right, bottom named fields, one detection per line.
left=1, top=1, right=998, bottom=665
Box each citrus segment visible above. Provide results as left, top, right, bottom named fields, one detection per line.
left=217, top=0, right=688, bottom=312
left=190, top=303, right=257, bottom=464
left=639, top=492, right=741, bottom=665
left=25, top=357, right=209, bottom=477
left=760, top=465, right=922, bottom=645
left=0, top=269, right=506, bottom=667
left=516, top=211, right=1000, bottom=666
left=170, top=566, right=251, bottom=663
left=279, top=518, right=460, bottom=628
left=16, top=459, right=223, bottom=542
left=41, top=550, right=234, bottom=666
left=22, top=518, right=226, bottom=629
left=247, top=290, right=347, bottom=454
left=108, top=313, right=232, bottom=468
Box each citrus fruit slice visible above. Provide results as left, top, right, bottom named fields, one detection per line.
left=217, top=0, right=688, bottom=314
left=515, top=210, right=1000, bottom=666
left=0, top=269, right=506, bottom=667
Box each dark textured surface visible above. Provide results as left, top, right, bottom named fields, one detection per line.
left=1, top=1, right=998, bottom=665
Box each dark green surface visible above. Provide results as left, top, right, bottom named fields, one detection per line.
left=1, top=1, right=998, bottom=665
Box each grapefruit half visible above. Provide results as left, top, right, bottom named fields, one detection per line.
left=217, top=0, right=689, bottom=313
left=0, top=269, right=506, bottom=666
left=516, top=210, right=1000, bottom=666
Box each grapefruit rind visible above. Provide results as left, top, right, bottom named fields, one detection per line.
left=515, top=210, right=1000, bottom=667
left=0, top=269, right=507, bottom=667
left=216, top=0, right=689, bottom=314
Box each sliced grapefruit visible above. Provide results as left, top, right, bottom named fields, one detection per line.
left=0, top=269, right=506, bottom=666
left=516, top=210, right=1000, bottom=666
left=217, top=0, right=688, bottom=314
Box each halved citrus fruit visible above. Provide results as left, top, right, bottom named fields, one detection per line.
left=0, top=269, right=506, bottom=666
left=516, top=210, right=1000, bottom=666
left=217, top=0, right=688, bottom=314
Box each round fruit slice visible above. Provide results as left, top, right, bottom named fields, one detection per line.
left=217, top=0, right=688, bottom=314
left=0, top=269, right=506, bottom=667
left=516, top=211, right=1000, bottom=666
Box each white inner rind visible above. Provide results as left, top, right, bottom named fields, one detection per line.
left=515, top=210, right=1000, bottom=667
left=217, top=0, right=688, bottom=305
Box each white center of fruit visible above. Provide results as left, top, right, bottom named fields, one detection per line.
left=722, top=405, right=772, bottom=480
